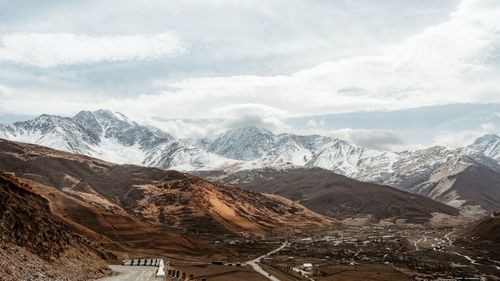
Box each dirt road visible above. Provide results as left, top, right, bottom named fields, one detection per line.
left=97, top=266, right=157, bottom=281
left=245, top=243, right=288, bottom=281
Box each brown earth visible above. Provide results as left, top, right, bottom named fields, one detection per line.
left=0, top=139, right=332, bottom=259
left=460, top=215, right=500, bottom=242
left=0, top=172, right=112, bottom=281
left=457, top=214, right=500, bottom=260
left=197, top=167, right=460, bottom=223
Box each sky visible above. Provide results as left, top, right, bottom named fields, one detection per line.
left=0, top=0, right=499, bottom=151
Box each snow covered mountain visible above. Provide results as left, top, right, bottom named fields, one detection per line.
left=0, top=110, right=232, bottom=170
left=202, top=127, right=276, bottom=160
left=1, top=111, right=499, bottom=212
left=468, top=134, right=500, bottom=161
left=200, top=127, right=500, bottom=213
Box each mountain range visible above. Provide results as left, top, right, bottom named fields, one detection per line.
left=0, top=139, right=331, bottom=243
left=1, top=110, right=499, bottom=213
left=197, top=167, right=459, bottom=224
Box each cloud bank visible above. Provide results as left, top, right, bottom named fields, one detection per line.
left=0, top=32, right=185, bottom=67
left=0, top=0, right=499, bottom=151
left=142, top=0, right=500, bottom=119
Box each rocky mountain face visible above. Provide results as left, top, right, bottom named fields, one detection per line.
left=0, top=172, right=112, bottom=281
left=468, top=134, right=500, bottom=161
left=0, top=110, right=228, bottom=171
left=197, top=167, right=459, bottom=224
left=199, top=127, right=500, bottom=213
left=0, top=139, right=331, bottom=244
left=404, top=152, right=500, bottom=212
left=202, top=127, right=277, bottom=160
left=1, top=111, right=499, bottom=213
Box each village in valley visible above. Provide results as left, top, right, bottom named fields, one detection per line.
left=124, top=221, right=498, bottom=281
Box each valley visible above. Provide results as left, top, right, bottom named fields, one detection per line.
left=2, top=0, right=500, bottom=279
left=90, top=223, right=500, bottom=281
left=0, top=137, right=498, bottom=280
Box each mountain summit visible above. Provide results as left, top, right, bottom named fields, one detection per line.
left=468, top=134, right=500, bottom=161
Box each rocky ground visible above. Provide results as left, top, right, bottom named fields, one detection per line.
left=0, top=244, right=110, bottom=281
left=0, top=172, right=112, bottom=281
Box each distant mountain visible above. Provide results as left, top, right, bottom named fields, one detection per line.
left=404, top=151, right=500, bottom=213
left=201, top=126, right=367, bottom=170
left=1, top=111, right=499, bottom=213
left=0, top=139, right=331, bottom=243
left=468, top=134, right=500, bottom=161
left=197, top=166, right=459, bottom=224
left=202, top=127, right=276, bottom=160
left=200, top=127, right=500, bottom=213
left=0, top=110, right=231, bottom=170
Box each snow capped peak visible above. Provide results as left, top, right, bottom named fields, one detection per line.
left=1, top=110, right=176, bottom=165
left=222, top=126, right=274, bottom=138
left=72, top=110, right=130, bottom=130
left=206, top=126, right=276, bottom=160
left=74, top=109, right=132, bottom=125
left=91, top=110, right=133, bottom=127
left=2, top=111, right=500, bottom=213
left=34, top=113, right=67, bottom=120
left=472, top=134, right=500, bottom=146
left=92, top=109, right=127, bottom=120
left=12, top=113, right=73, bottom=134
left=469, top=134, right=500, bottom=161
left=16, top=114, right=68, bottom=126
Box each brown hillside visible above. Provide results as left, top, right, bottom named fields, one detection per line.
left=0, top=172, right=111, bottom=281
left=198, top=167, right=460, bottom=223
left=0, top=139, right=332, bottom=256
left=457, top=215, right=500, bottom=260
left=460, top=215, right=500, bottom=242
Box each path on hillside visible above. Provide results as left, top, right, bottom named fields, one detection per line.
left=97, top=266, right=157, bottom=281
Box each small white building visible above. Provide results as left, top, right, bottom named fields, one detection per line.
left=303, top=263, right=313, bottom=271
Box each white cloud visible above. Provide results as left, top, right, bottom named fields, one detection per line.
left=143, top=119, right=220, bottom=140
left=330, top=129, right=407, bottom=151
left=141, top=0, right=500, bottom=119
left=290, top=125, right=410, bottom=151
left=0, top=84, right=10, bottom=97
left=433, top=123, right=500, bottom=148
left=0, top=86, right=111, bottom=117
left=0, top=32, right=185, bottom=67
left=0, top=0, right=499, bottom=152
left=2, top=0, right=498, bottom=120
left=213, top=103, right=288, bottom=132
left=135, top=104, right=289, bottom=139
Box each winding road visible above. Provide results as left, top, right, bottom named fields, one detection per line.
left=413, top=237, right=427, bottom=251
left=244, top=242, right=288, bottom=281
left=444, top=230, right=454, bottom=245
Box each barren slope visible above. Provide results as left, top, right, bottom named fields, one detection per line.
left=0, top=139, right=331, bottom=243
left=457, top=215, right=500, bottom=260
left=198, top=167, right=460, bottom=223
left=0, top=172, right=112, bottom=281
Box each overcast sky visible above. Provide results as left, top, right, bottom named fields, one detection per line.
left=0, top=0, right=499, bottom=150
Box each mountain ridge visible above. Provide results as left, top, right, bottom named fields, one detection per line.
left=196, top=166, right=460, bottom=224
left=0, top=138, right=332, bottom=243
left=1, top=110, right=499, bottom=212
